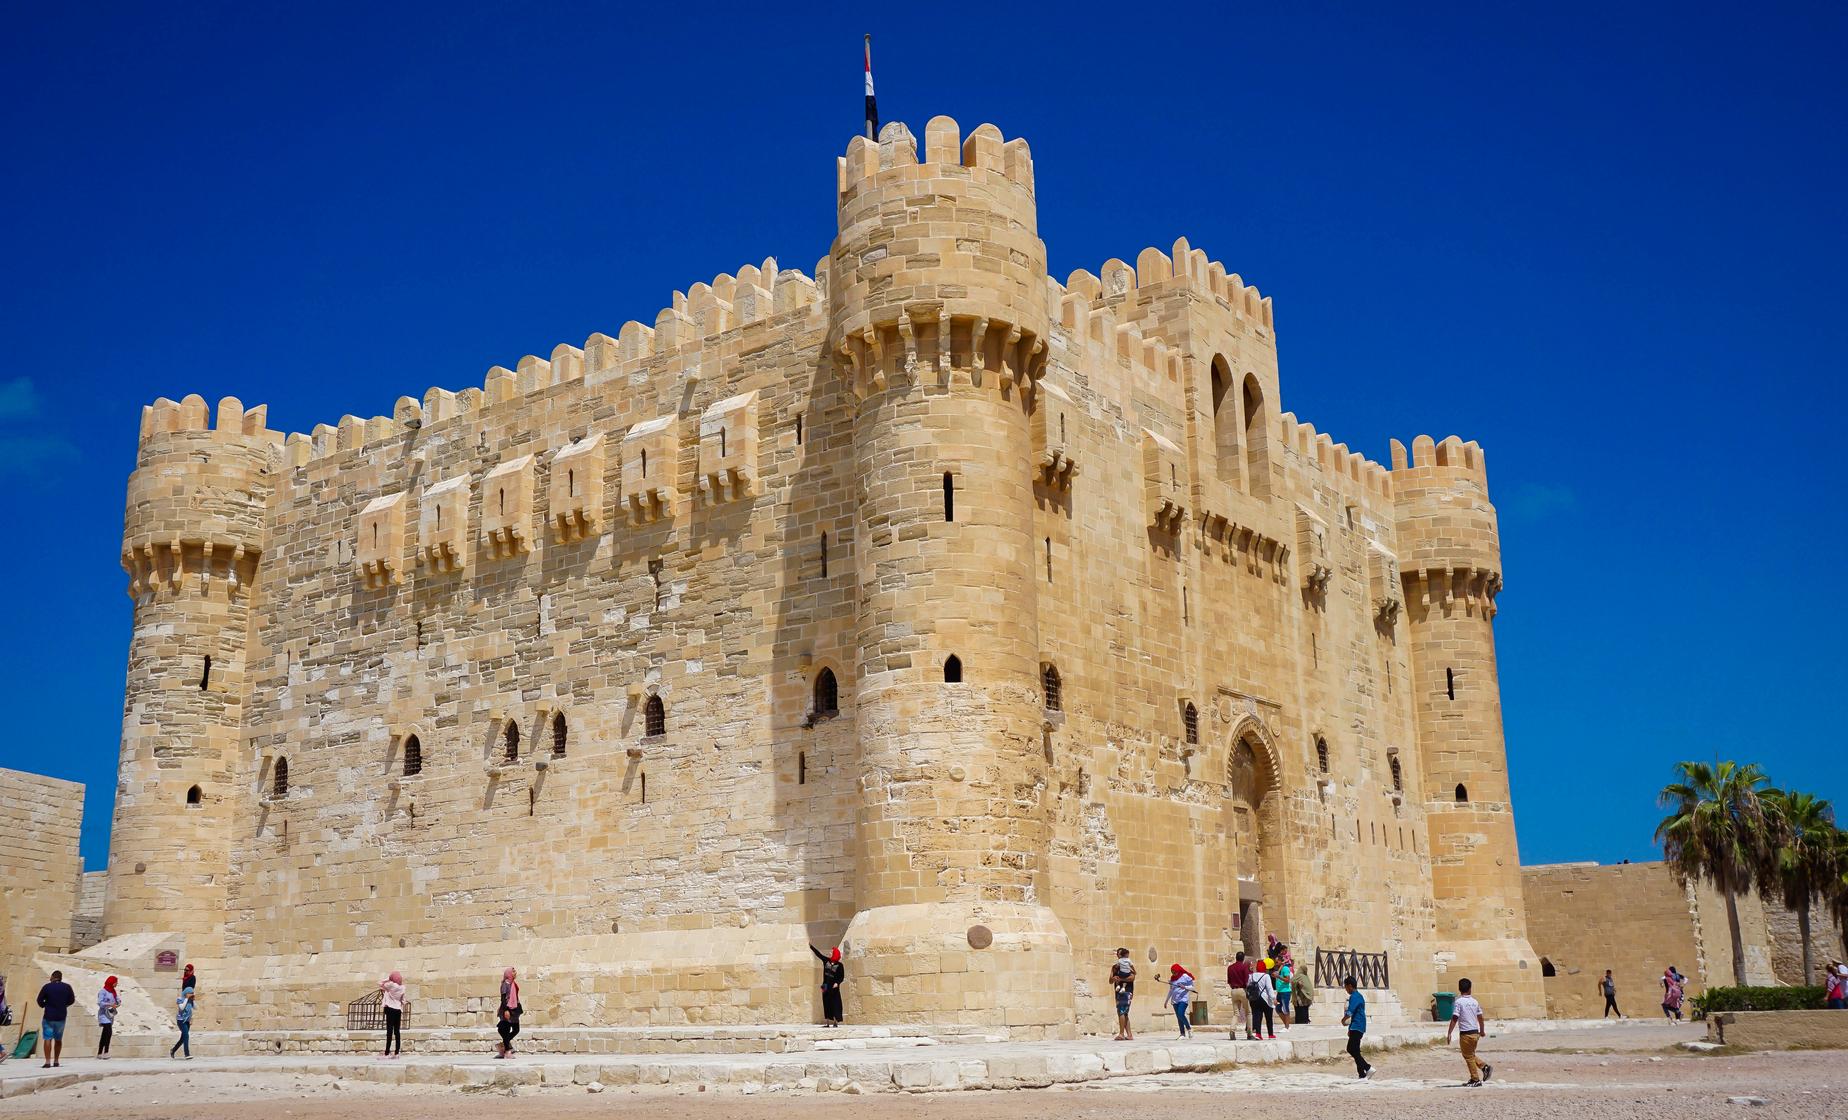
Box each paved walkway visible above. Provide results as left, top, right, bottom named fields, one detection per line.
left=0, top=1018, right=1627, bottom=1100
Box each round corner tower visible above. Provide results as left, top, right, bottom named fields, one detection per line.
left=105, top=393, right=277, bottom=958
left=1391, top=434, right=1546, bottom=1018
left=830, top=117, right=1072, bottom=1033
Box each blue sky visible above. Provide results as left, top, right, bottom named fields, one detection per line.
left=2, top=1, right=1842, bottom=871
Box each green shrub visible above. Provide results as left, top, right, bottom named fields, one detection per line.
left=1689, top=985, right=1827, bottom=1018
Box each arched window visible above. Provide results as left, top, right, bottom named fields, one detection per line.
left=644, top=695, right=666, bottom=737
left=813, top=668, right=839, bottom=718
left=272, top=758, right=289, bottom=800
left=1541, top=957, right=1557, bottom=977
left=943, top=655, right=962, bottom=683
left=185, top=784, right=202, bottom=807
left=1041, top=664, right=1062, bottom=712
left=1446, top=667, right=1455, bottom=700
left=1184, top=703, right=1199, bottom=745
left=1390, top=756, right=1403, bottom=792
left=552, top=712, right=567, bottom=758
left=504, top=720, right=521, bottom=762
left=943, top=472, right=955, bottom=522
left=1241, top=373, right=1271, bottom=499
left=1209, top=355, right=1237, bottom=482
left=1316, top=738, right=1329, bottom=773
left=403, top=734, right=423, bottom=777
left=1455, top=783, right=1468, bottom=803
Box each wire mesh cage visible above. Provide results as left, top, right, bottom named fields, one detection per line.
left=345, top=989, right=406, bottom=1031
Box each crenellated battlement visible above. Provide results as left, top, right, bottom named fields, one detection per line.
left=138, top=393, right=282, bottom=453
left=270, top=260, right=823, bottom=472
left=1389, top=433, right=1489, bottom=489
left=836, top=117, right=1034, bottom=202
left=1388, top=434, right=1501, bottom=606
left=1065, top=237, right=1274, bottom=332
left=1278, top=413, right=1395, bottom=500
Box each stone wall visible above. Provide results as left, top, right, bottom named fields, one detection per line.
left=1521, top=862, right=1704, bottom=1019
left=70, top=871, right=107, bottom=952
left=0, top=768, right=84, bottom=995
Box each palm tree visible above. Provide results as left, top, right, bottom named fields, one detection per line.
left=1763, top=789, right=1839, bottom=985
left=1656, top=760, right=1775, bottom=986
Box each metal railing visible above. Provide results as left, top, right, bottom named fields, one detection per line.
left=1316, top=948, right=1390, bottom=990
left=345, top=989, right=407, bottom=1032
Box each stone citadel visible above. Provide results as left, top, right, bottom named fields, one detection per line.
left=8, top=115, right=1552, bottom=1037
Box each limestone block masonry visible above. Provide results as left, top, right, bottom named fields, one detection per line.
left=92, top=115, right=1547, bottom=1034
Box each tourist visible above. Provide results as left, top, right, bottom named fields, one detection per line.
left=1661, top=966, right=1684, bottom=1021
left=171, top=984, right=195, bottom=1059
left=810, top=944, right=845, bottom=1027
left=96, top=976, right=120, bottom=1058
left=35, top=969, right=77, bottom=1068
left=495, top=967, right=522, bottom=1057
left=1226, top=951, right=1253, bottom=1040
left=1109, top=948, right=1136, bottom=1041
left=1250, top=958, right=1277, bottom=1039
left=0, top=972, right=10, bottom=1028
left=379, top=971, right=406, bottom=1058
left=1274, top=944, right=1294, bottom=1030
left=1340, top=976, right=1373, bottom=1079
left=1445, top=977, right=1492, bottom=1086
left=1823, top=960, right=1845, bottom=1010
left=1599, top=969, right=1621, bottom=1018
left=1162, top=964, right=1194, bottom=1038
left=180, top=963, right=197, bottom=995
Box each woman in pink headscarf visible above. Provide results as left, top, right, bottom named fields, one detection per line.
left=495, top=967, right=522, bottom=1057
left=378, top=971, right=406, bottom=1058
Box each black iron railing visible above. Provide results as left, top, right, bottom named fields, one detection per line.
left=345, top=989, right=407, bottom=1031
left=1316, top=948, right=1390, bottom=990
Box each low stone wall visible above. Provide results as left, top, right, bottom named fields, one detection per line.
left=1706, top=1010, right=1848, bottom=1050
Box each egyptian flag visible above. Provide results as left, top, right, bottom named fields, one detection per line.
left=864, top=35, right=878, bottom=139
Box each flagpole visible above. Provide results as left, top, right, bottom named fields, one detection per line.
left=864, top=34, right=878, bottom=140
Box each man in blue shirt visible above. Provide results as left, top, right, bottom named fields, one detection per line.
left=35, top=970, right=77, bottom=1068
left=1339, top=976, right=1373, bottom=1080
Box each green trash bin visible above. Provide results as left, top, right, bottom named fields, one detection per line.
left=1432, top=992, right=1456, bottom=1022
left=1190, top=1000, right=1209, bottom=1026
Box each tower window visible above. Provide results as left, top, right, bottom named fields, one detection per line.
left=942, top=472, right=955, bottom=522
left=1390, top=756, right=1403, bottom=792
left=644, top=695, right=666, bottom=737
left=1042, top=664, right=1062, bottom=712
left=403, top=734, right=423, bottom=777
left=798, top=751, right=807, bottom=785
left=1541, top=958, right=1556, bottom=977
left=795, top=414, right=804, bottom=445
left=567, top=469, right=575, bottom=497
left=200, top=655, right=212, bottom=690
left=719, top=428, right=726, bottom=458
left=503, top=719, right=521, bottom=762
left=1455, top=783, right=1468, bottom=803
left=499, top=488, right=506, bottom=516
left=943, top=655, right=962, bottom=683
left=1316, top=738, right=1329, bottom=773
left=640, top=448, right=648, bottom=477
left=1446, top=668, right=1455, bottom=700
left=185, top=785, right=202, bottom=807
left=820, top=532, right=829, bottom=579
left=1046, top=537, right=1052, bottom=583
left=552, top=712, right=567, bottom=758
left=640, top=772, right=648, bottom=803
left=813, top=668, right=839, bottom=719
left=1184, top=703, right=1199, bottom=745
left=272, top=758, right=289, bottom=800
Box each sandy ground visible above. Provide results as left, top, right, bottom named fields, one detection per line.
left=0, top=1023, right=1835, bottom=1120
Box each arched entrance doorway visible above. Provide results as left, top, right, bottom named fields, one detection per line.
left=1225, top=721, right=1286, bottom=958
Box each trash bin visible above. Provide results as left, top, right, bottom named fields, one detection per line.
left=1433, top=992, right=1456, bottom=1022
left=1189, top=1000, right=1209, bottom=1026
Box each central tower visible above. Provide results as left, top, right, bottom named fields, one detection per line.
left=831, top=117, right=1073, bottom=1033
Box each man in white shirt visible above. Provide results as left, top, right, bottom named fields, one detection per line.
left=1445, top=977, right=1492, bottom=1086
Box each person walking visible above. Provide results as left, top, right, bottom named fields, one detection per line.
left=378, top=971, right=406, bottom=1058
left=1661, top=967, right=1684, bottom=1021
left=1226, top=951, right=1253, bottom=1040
left=95, top=976, right=121, bottom=1058
left=1162, top=964, right=1195, bottom=1038
left=1108, top=948, right=1137, bottom=1041
left=1250, top=959, right=1277, bottom=1040
left=1340, top=976, right=1372, bottom=1080
left=495, top=967, right=522, bottom=1058
left=810, top=944, right=846, bottom=1027
left=180, top=963, right=198, bottom=996
left=1825, top=960, right=1847, bottom=1009
left=170, top=984, right=195, bottom=1059
left=1599, top=970, right=1622, bottom=1018
left=1446, top=977, right=1492, bottom=1086
left=35, top=970, right=77, bottom=1068
left=1274, top=944, right=1294, bottom=1030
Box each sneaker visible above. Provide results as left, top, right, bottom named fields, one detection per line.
left=1268, top=1033, right=1277, bottom=1039
left=1359, top=1068, right=1372, bottom=1080
left=1465, top=1079, right=1482, bottom=1087
left=1482, top=1063, right=1493, bottom=1082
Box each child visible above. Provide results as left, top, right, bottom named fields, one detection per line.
left=1340, top=976, right=1372, bottom=1079
left=1445, top=977, right=1492, bottom=1086
left=1108, top=949, right=1137, bottom=1041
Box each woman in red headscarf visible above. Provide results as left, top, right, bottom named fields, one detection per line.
left=810, top=944, right=846, bottom=1027
left=1163, top=965, right=1196, bottom=1038
left=95, top=976, right=120, bottom=1058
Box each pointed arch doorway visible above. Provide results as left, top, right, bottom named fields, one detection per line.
left=1226, top=721, right=1286, bottom=958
